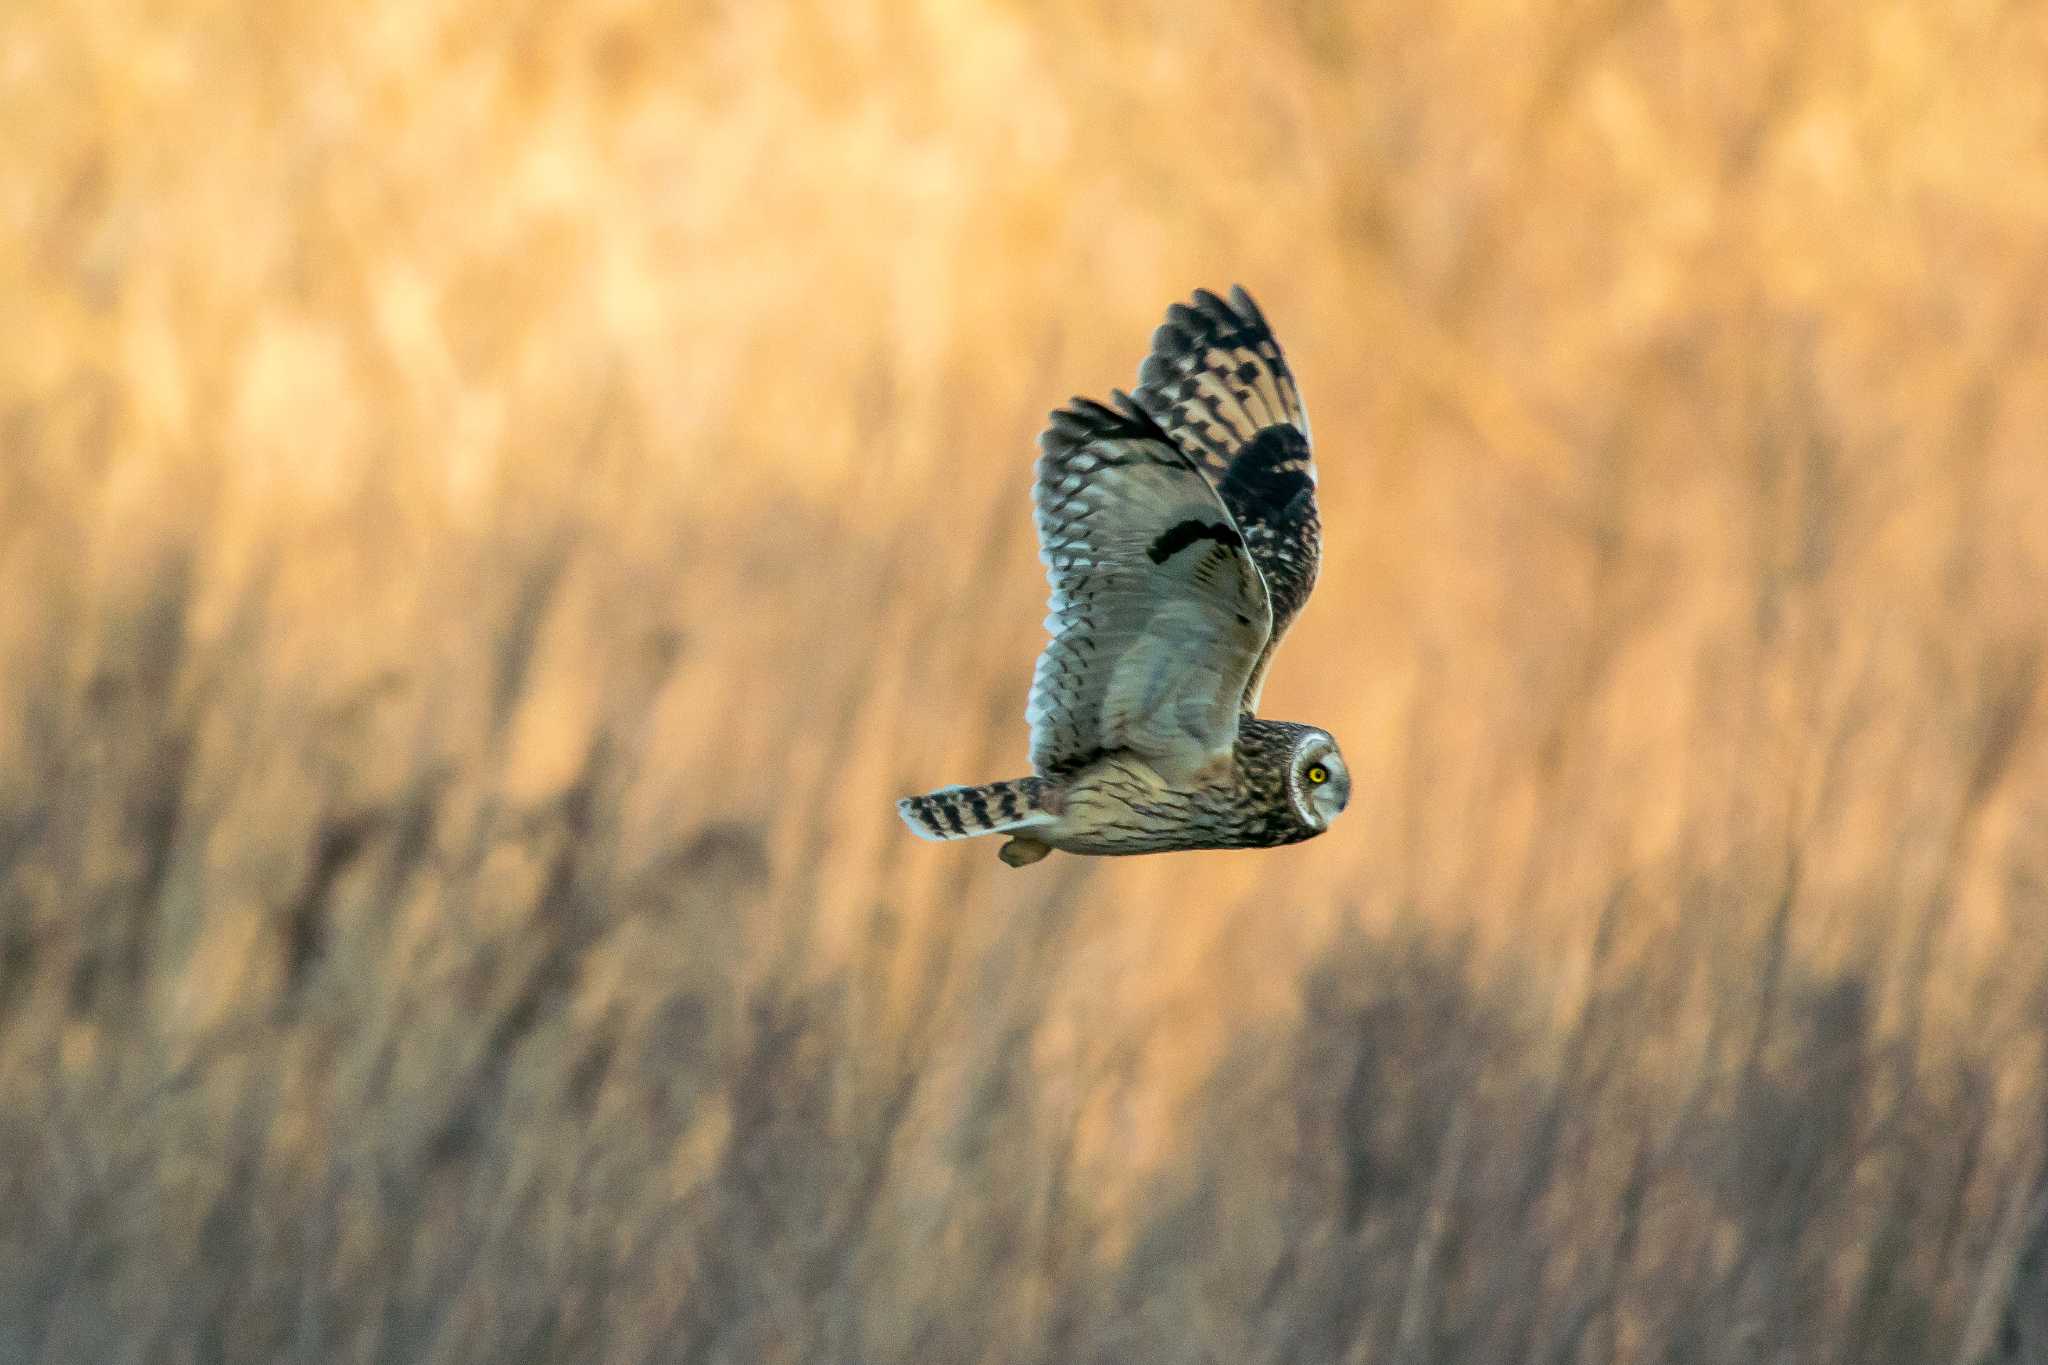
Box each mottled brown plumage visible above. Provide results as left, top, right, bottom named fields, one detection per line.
left=898, top=286, right=1350, bottom=864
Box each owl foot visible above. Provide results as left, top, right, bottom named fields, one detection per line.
left=999, top=837, right=1052, bottom=867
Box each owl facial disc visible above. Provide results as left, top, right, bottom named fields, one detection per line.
left=1288, top=731, right=1352, bottom=831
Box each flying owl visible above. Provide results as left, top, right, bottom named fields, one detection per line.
left=898, top=286, right=1350, bottom=866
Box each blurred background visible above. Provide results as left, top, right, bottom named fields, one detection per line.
left=5, top=1, right=2048, bottom=1360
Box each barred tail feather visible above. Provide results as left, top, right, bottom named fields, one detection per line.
left=897, top=777, right=1055, bottom=842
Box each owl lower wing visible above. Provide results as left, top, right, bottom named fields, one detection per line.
left=1133, top=286, right=1319, bottom=713
left=1028, top=396, right=1274, bottom=785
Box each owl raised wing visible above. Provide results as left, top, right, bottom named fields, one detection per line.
left=1133, top=286, right=1319, bottom=713
left=1025, top=393, right=1274, bottom=785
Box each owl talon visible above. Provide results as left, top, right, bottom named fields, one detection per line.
left=999, top=837, right=1052, bottom=867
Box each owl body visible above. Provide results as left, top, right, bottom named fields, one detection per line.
left=1037, top=720, right=1342, bottom=859
left=898, top=287, right=1352, bottom=865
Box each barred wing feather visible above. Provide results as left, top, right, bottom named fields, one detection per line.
left=1026, top=395, right=1273, bottom=784
left=1134, top=286, right=1319, bottom=713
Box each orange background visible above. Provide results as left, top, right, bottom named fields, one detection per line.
left=4, top=2, right=2045, bottom=1359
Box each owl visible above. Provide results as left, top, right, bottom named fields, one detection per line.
left=898, top=286, right=1350, bottom=866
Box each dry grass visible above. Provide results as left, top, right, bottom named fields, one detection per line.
left=5, top=0, right=2048, bottom=1360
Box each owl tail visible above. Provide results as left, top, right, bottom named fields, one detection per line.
left=897, top=776, right=1056, bottom=842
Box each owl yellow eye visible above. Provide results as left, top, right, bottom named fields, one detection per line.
left=1307, top=765, right=1328, bottom=784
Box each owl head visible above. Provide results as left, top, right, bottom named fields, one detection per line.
left=1288, top=729, right=1352, bottom=832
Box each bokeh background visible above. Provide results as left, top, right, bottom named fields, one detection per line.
left=5, top=1, right=2048, bottom=1360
